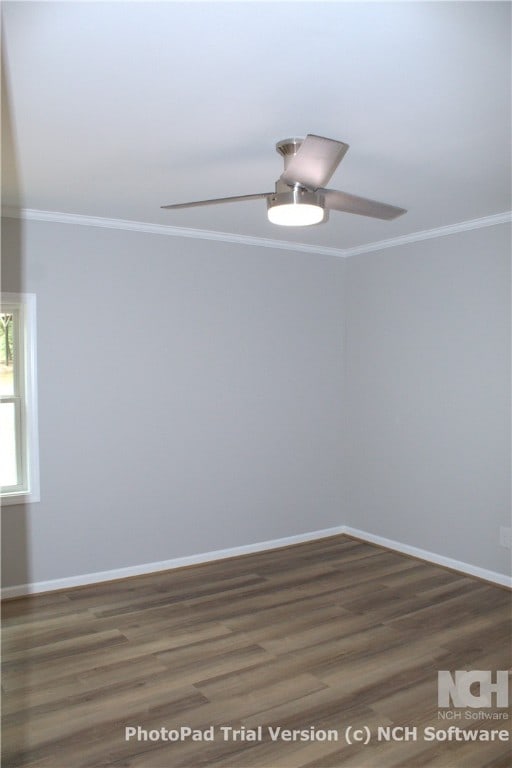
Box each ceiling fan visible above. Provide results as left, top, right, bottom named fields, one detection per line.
left=162, top=134, right=406, bottom=227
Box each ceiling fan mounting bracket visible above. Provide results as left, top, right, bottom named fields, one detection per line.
left=275, top=138, right=304, bottom=170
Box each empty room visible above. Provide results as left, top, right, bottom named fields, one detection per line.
left=1, top=1, right=511, bottom=767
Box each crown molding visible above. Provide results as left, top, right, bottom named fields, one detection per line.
left=342, top=211, right=512, bottom=258
left=2, top=207, right=511, bottom=259
left=0, top=207, right=346, bottom=258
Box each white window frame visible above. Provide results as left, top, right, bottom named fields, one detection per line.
left=1, top=293, right=40, bottom=505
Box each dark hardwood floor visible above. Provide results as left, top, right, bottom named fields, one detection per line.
left=2, top=535, right=511, bottom=767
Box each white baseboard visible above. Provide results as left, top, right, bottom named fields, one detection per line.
left=344, top=526, right=512, bottom=589
left=2, top=524, right=510, bottom=599
left=0, top=525, right=346, bottom=599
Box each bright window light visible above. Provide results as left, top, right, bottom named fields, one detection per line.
left=0, top=293, right=40, bottom=505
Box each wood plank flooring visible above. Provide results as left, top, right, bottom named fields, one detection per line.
left=2, top=534, right=511, bottom=767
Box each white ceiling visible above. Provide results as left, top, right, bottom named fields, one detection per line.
left=2, top=1, right=511, bottom=251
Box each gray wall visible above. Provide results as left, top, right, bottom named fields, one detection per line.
left=1, top=218, right=345, bottom=585
left=1, top=217, right=510, bottom=586
left=345, top=224, right=511, bottom=574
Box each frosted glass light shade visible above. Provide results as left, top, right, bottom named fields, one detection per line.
left=267, top=202, right=324, bottom=226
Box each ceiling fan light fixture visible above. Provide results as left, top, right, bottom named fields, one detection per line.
left=267, top=187, right=325, bottom=227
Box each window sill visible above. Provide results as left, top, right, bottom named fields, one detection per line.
left=1, top=490, right=40, bottom=506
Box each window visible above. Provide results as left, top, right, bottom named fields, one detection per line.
left=0, top=293, right=39, bottom=504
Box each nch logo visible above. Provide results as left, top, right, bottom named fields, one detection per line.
left=438, top=670, right=509, bottom=708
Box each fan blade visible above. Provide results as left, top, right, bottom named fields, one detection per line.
left=161, top=192, right=272, bottom=210
left=280, top=135, right=349, bottom=190
left=323, top=188, right=406, bottom=220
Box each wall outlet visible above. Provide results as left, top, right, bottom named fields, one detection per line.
left=499, top=526, right=512, bottom=549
